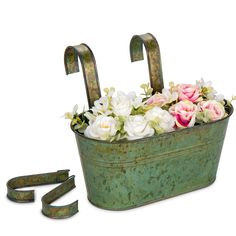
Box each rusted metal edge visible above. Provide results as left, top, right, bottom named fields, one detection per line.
left=130, top=33, right=164, bottom=94
left=7, top=170, right=70, bottom=203
left=41, top=175, right=78, bottom=219
left=64, top=43, right=101, bottom=108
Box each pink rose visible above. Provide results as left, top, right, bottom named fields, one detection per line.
left=197, top=100, right=225, bottom=122
left=146, top=93, right=167, bottom=107
left=178, top=84, right=200, bottom=103
left=169, top=100, right=198, bottom=128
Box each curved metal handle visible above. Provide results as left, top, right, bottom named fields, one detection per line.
left=41, top=175, right=78, bottom=219
left=130, top=33, right=164, bottom=93
left=7, top=170, right=70, bottom=203
left=64, top=43, right=101, bottom=108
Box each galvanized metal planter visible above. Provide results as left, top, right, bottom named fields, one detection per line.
left=73, top=108, right=232, bottom=210
left=65, top=33, right=233, bottom=210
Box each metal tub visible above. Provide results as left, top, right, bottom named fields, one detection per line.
left=72, top=107, right=232, bottom=210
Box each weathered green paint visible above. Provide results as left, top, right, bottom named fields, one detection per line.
left=130, top=33, right=164, bottom=94
left=72, top=105, right=233, bottom=210
left=7, top=170, right=70, bottom=203
left=41, top=176, right=78, bottom=219
left=64, top=43, right=101, bottom=108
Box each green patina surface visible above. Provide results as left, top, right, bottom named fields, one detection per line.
left=73, top=107, right=232, bottom=210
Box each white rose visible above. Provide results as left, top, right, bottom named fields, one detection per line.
left=145, top=107, right=175, bottom=133
left=84, top=115, right=118, bottom=140
left=111, top=91, right=133, bottom=116
left=124, top=115, right=154, bottom=140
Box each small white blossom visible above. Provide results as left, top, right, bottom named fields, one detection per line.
left=145, top=107, right=175, bottom=133
left=215, top=94, right=225, bottom=103
left=84, top=115, right=118, bottom=141
left=92, top=97, right=112, bottom=116
left=196, top=78, right=213, bottom=88
left=196, top=78, right=217, bottom=100
left=124, top=115, right=154, bottom=140
left=162, top=88, right=178, bottom=104
left=127, top=91, right=143, bottom=109
left=111, top=91, right=133, bottom=117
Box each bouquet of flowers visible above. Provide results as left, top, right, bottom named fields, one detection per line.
left=65, top=79, right=234, bottom=142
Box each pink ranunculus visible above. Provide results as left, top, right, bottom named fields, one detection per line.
left=198, top=100, right=225, bottom=122
left=146, top=93, right=167, bottom=107
left=178, top=84, right=200, bottom=103
left=169, top=100, right=198, bottom=128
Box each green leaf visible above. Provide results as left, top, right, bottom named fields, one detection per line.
left=140, top=83, right=148, bottom=90
left=74, top=121, right=88, bottom=133
left=131, top=106, right=146, bottom=115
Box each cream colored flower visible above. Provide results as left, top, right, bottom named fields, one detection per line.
left=111, top=91, right=132, bottom=117
left=84, top=115, right=118, bottom=140
left=145, top=107, right=175, bottom=133
left=124, top=115, right=154, bottom=140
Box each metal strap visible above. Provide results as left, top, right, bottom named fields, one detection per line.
left=130, top=33, right=164, bottom=94
left=7, top=170, right=70, bottom=203
left=41, top=175, right=78, bottom=219
left=64, top=43, right=101, bottom=108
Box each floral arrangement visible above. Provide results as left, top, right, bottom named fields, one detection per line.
left=65, top=79, right=234, bottom=142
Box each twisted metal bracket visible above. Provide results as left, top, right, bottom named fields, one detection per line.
left=130, top=33, right=164, bottom=94
left=7, top=170, right=70, bottom=203
left=41, top=175, right=78, bottom=219
left=64, top=43, right=101, bottom=108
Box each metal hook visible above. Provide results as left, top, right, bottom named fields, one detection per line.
left=64, top=43, right=101, bottom=108
left=130, top=33, right=164, bottom=94
left=41, top=175, right=78, bottom=219
left=7, top=170, right=70, bottom=203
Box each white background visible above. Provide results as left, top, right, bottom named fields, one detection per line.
left=0, top=0, right=236, bottom=235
